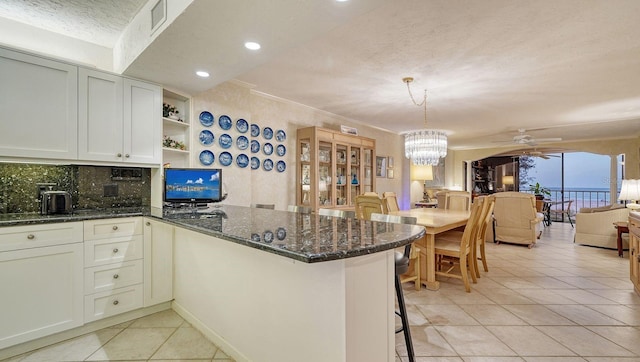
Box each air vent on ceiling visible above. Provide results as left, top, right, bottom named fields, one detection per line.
left=151, top=0, right=166, bottom=34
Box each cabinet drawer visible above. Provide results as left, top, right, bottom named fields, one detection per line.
left=84, top=260, right=143, bottom=295
left=84, top=284, right=143, bottom=322
left=84, top=217, right=142, bottom=240
left=84, top=235, right=143, bottom=267
left=0, top=222, right=83, bottom=252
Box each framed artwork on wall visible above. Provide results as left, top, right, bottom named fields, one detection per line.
left=387, top=156, right=394, bottom=168
left=376, top=156, right=387, bottom=178
left=387, top=169, right=394, bottom=179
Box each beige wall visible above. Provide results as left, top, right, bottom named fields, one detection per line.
left=191, top=81, right=407, bottom=210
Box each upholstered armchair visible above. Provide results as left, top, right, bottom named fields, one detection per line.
left=575, top=204, right=629, bottom=249
left=492, top=192, right=543, bottom=248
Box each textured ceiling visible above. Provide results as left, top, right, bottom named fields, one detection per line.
left=2, top=0, right=639, bottom=151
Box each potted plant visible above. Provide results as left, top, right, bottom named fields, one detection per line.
left=528, top=182, right=551, bottom=200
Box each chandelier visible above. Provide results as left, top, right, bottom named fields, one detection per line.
left=402, top=77, right=447, bottom=166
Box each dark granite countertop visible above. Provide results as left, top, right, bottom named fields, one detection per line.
left=152, top=205, right=426, bottom=263
left=0, top=205, right=425, bottom=263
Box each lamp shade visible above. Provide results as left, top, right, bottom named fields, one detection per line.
left=502, top=175, right=514, bottom=185
left=619, top=179, right=640, bottom=209
left=411, top=164, right=434, bottom=181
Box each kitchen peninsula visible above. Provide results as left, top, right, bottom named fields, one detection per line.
left=0, top=205, right=425, bottom=362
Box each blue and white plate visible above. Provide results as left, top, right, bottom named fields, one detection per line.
left=251, top=124, right=260, bottom=137
left=199, top=130, right=214, bottom=146
left=251, top=157, right=260, bottom=170
left=263, top=231, right=274, bottom=243
left=250, top=140, right=260, bottom=153
left=236, top=135, right=249, bottom=150
left=236, top=118, right=249, bottom=133
left=263, top=142, right=273, bottom=155
left=276, top=227, right=287, bottom=240
left=219, top=151, right=233, bottom=166
left=199, top=111, right=214, bottom=127
left=251, top=233, right=261, bottom=242
left=276, top=144, right=286, bottom=157
left=199, top=150, right=214, bottom=165
left=276, top=160, right=286, bottom=172
left=219, top=134, right=232, bottom=149
left=236, top=153, right=249, bottom=168
left=218, top=115, right=232, bottom=130
left=276, top=129, right=286, bottom=142
left=263, top=127, right=273, bottom=140
left=263, top=158, right=273, bottom=171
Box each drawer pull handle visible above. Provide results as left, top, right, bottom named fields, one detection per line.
left=125, top=154, right=130, bottom=158
left=113, top=248, right=119, bottom=253
left=113, top=300, right=119, bottom=305
left=27, top=234, right=35, bottom=240
left=146, top=221, right=151, bottom=226
left=113, top=274, right=119, bottom=279
left=112, top=225, right=119, bottom=231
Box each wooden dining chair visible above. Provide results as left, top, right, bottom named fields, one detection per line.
left=382, top=191, right=400, bottom=212
left=549, top=200, right=574, bottom=227
left=474, top=195, right=495, bottom=276
left=444, top=191, right=472, bottom=211
left=434, top=197, right=485, bottom=292
left=354, top=194, right=387, bottom=220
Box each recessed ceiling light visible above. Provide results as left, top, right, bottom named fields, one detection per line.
left=336, top=0, right=349, bottom=2
left=244, top=42, right=261, bottom=50
left=196, top=71, right=210, bottom=78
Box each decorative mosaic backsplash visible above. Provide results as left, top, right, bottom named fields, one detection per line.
left=0, top=163, right=151, bottom=214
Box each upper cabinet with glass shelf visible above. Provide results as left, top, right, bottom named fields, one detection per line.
left=296, top=126, right=376, bottom=212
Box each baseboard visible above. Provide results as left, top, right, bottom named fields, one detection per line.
left=171, top=301, right=249, bottom=362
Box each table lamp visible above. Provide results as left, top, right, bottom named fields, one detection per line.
left=618, top=179, right=640, bottom=210
left=411, top=165, right=433, bottom=201
left=503, top=175, right=514, bottom=191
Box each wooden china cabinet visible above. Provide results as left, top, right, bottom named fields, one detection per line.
left=296, top=127, right=375, bottom=212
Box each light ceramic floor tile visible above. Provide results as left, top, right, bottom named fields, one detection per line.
left=584, top=305, right=640, bottom=326
left=545, top=305, right=625, bottom=326
left=85, top=328, right=176, bottom=361
left=20, top=329, right=122, bottom=362
left=478, top=288, right=536, bottom=305
left=404, top=357, right=464, bottom=362
left=584, top=358, right=640, bottom=362
left=404, top=304, right=430, bottom=326
left=502, top=304, right=576, bottom=325
left=462, top=358, right=525, bottom=362
left=554, top=277, right=614, bottom=289
left=459, top=304, right=527, bottom=325
left=489, top=277, right=544, bottom=289
left=515, top=289, right=579, bottom=305
left=521, top=276, right=577, bottom=289
left=587, top=289, right=640, bottom=305
left=536, top=326, right=635, bottom=357
left=553, top=289, right=621, bottom=305
left=587, top=326, right=640, bottom=355
left=151, top=326, right=218, bottom=360
left=128, top=309, right=185, bottom=328
left=395, top=326, right=457, bottom=357
left=214, top=348, right=233, bottom=359
left=523, top=358, right=588, bottom=362
left=416, top=305, right=480, bottom=325
left=435, top=326, right=516, bottom=356
left=486, top=326, right=576, bottom=356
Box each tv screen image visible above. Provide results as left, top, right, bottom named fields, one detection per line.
left=164, top=168, right=222, bottom=203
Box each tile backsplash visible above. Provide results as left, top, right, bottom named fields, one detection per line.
left=0, top=163, right=151, bottom=214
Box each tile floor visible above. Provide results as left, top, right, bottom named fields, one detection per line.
left=4, top=222, right=638, bottom=362
left=395, top=221, right=640, bottom=362
left=3, top=309, right=234, bottom=362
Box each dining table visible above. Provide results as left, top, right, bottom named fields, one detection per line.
left=389, top=208, right=470, bottom=290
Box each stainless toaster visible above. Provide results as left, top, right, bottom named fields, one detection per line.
left=41, top=191, right=72, bottom=215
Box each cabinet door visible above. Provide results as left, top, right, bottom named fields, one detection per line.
left=0, top=47, right=78, bottom=160
left=78, top=68, right=124, bottom=162
left=143, top=218, right=174, bottom=306
left=124, top=79, right=162, bottom=165
left=0, top=242, right=83, bottom=349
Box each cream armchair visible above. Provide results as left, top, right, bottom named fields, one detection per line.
left=575, top=205, right=629, bottom=249
left=492, top=192, right=543, bottom=248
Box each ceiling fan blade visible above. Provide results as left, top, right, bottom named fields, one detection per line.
left=533, top=137, right=562, bottom=143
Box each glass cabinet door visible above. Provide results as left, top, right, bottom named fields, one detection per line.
left=299, top=139, right=311, bottom=206
left=349, top=146, right=361, bottom=206
left=362, top=148, right=374, bottom=193
left=318, top=141, right=333, bottom=207
left=335, top=143, right=348, bottom=206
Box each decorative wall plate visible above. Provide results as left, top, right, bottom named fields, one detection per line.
left=219, top=151, right=233, bottom=166
left=250, top=140, right=260, bottom=153
left=276, top=227, right=287, bottom=240
left=236, top=135, right=249, bottom=150
left=199, top=130, right=214, bottom=145
left=276, top=129, right=286, bottom=142
left=263, top=127, right=273, bottom=140
left=199, top=111, right=214, bottom=127
left=276, top=144, right=286, bottom=156
left=263, top=142, right=273, bottom=155
left=218, top=115, right=232, bottom=130
left=199, top=150, right=214, bottom=165
left=251, top=156, right=260, bottom=170
left=219, top=133, right=233, bottom=149
left=263, top=158, right=273, bottom=171
left=236, top=118, right=249, bottom=133
left=251, top=124, right=260, bottom=137
left=263, top=230, right=274, bottom=243
left=236, top=153, right=249, bottom=168
left=276, top=160, right=286, bottom=172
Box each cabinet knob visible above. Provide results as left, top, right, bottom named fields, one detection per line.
left=112, top=225, right=118, bottom=230
left=117, top=153, right=122, bottom=157
left=113, top=300, right=119, bottom=305
left=113, top=248, right=119, bottom=253
left=27, top=234, right=35, bottom=240
left=125, top=154, right=130, bottom=158
left=146, top=221, right=151, bottom=226
left=113, top=274, right=119, bottom=279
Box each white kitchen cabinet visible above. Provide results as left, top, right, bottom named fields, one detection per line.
left=0, top=46, right=78, bottom=160
left=78, top=69, right=162, bottom=166
left=143, top=218, right=174, bottom=307
left=0, top=222, right=83, bottom=349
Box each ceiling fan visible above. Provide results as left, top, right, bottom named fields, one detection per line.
left=518, top=149, right=561, bottom=159
left=509, top=129, right=562, bottom=146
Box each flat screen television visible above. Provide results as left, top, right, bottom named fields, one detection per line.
left=164, top=168, right=222, bottom=204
